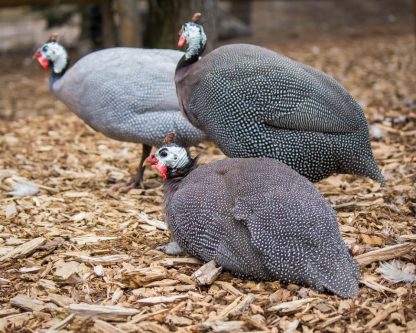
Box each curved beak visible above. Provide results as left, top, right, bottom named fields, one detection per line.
left=145, top=153, right=168, bottom=181
left=33, top=49, right=49, bottom=70
left=145, top=153, right=158, bottom=166
left=178, top=36, right=187, bottom=48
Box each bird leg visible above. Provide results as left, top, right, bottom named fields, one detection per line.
left=111, top=144, right=152, bottom=192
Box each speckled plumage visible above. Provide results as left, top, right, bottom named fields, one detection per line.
left=48, top=47, right=205, bottom=147
left=176, top=43, right=384, bottom=184
left=156, top=147, right=360, bottom=297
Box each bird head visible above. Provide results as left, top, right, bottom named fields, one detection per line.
left=33, top=33, right=68, bottom=74
left=178, top=13, right=207, bottom=58
left=145, top=133, right=193, bottom=181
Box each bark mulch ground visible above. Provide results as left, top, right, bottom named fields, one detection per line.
left=0, top=33, right=415, bottom=332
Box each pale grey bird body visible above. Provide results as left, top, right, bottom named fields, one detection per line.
left=176, top=23, right=384, bottom=185
left=34, top=39, right=206, bottom=188
left=146, top=141, right=360, bottom=298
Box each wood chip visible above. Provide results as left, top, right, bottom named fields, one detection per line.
left=0, top=237, right=46, bottom=262
left=399, top=234, right=416, bottom=241
left=284, top=319, right=300, bottom=333
left=4, top=202, right=17, bottom=219
left=242, top=314, right=268, bottom=331
left=138, top=212, right=168, bottom=230
left=216, top=296, right=242, bottom=319
left=0, top=309, right=20, bottom=318
left=192, top=260, right=222, bottom=285
left=19, top=266, right=41, bottom=273
left=0, top=277, right=10, bottom=285
left=69, top=303, right=140, bottom=321
left=10, top=294, right=47, bottom=312
left=48, top=293, right=74, bottom=308
left=365, top=304, right=399, bottom=329
left=155, top=257, right=201, bottom=267
left=356, top=243, right=415, bottom=266
left=45, top=314, right=75, bottom=332
left=53, top=260, right=89, bottom=283
left=165, top=314, right=193, bottom=326
left=200, top=320, right=245, bottom=332
left=93, top=318, right=128, bottom=333
left=137, top=294, right=188, bottom=305
left=109, top=288, right=124, bottom=305
left=127, top=309, right=170, bottom=325
left=68, top=253, right=131, bottom=265
left=70, top=235, right=118, bottom=245
left=218, top=294, right=256, bottom=319
left=122, top=266, right=168, bottom=288
left=267, top=298, right=319, bottom=313
left=318, top=315, right=343, bottom=329
left=136, top=321, right=170, bottom=333
left=38, top=279, right=58, bottom=291
left=0, top=313, right=33, bottom=331
left=214, top=281, right=243, bottom=296
left=360, top=279, right=398, bottom=293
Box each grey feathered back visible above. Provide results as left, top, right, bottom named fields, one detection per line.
left=164, top=157, right=360, bottom=297
left=52, top=47, right=206, bottom=147
left=176, top=44, right=384, bottom=184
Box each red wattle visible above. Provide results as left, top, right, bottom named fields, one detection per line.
left=178, top=36, right=187, bottom=48
left=34, top=50, right=49, bottom=70
left=145, top=154, right=168, bottom=181
left=154, top=162, right=168, bottom=181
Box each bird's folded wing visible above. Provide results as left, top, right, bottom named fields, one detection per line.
left=233, top=195, right=360, bottom=297
left=262, top=95, right=361, bottom=134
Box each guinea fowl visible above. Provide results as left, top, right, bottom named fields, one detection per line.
left=33, top=33, right=206, bottom=189
left=175, top=14, right=384, bottom=185
left=145, top=134, right=360, bottom=298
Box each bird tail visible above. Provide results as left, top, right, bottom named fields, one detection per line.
left=308, top=249, right=360, bottom=298
left=336, top=133, right=385, bottom=186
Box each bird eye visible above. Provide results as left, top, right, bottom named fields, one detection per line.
left=159, top=151, right=168, bottom=158
left=42, top=45, right=48, bottom=52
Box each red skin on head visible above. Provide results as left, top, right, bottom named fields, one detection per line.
left=178, top=36, right=187, bottom=48
left=145, top=153, right=168, bottom=181
left=33, top=49, right=49, bottom=70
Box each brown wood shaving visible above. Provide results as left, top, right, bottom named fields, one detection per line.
left=0, top=29, right=415, bottom=333
left=69, top=303, right=140, bottom=321
left=356, top=243, right=416, bottom=266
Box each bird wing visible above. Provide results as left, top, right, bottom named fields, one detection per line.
left=261, top=63, right=363, bottom=134
left=196, top=45, right=364, bottom=135
left=262, top=97, right=360, bottom=133
left=166, top=171, right=269, bottom=279
left=232, top=191, right=360, bottom=297
left=56, top=48, right=181, bottom=115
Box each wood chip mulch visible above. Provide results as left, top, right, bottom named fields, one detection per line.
left=0, top=33, right=415, bottom=332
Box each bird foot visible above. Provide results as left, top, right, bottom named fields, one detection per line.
left=156, top=241, right=186, bottom=255
left=111, top=180, right=143, bottom=192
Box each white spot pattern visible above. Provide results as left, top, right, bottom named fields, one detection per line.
left=39, top=42, right=206, bottom=147
left=176, top=43, right=384, bottom=184
left=163, top=154, right=360, bottom=298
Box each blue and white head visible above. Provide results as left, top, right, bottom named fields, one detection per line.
left=178, top=13, right=207, bottom=60
left=145, top=133, right=194, bottom=181
left=33, top=33, right=69, bottom=75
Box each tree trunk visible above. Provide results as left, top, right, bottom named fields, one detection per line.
left=117, top=0, right=142, bottom=47
left=145, top=0, right=218, bottom=51
left=101, top=0, right=117, bottom=47
left=230, top=0, right=251, bottom=26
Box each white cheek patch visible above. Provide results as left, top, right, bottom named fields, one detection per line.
left=157, top=147, right=190, bottom=170
left=42, top=43, right=68, bottom=74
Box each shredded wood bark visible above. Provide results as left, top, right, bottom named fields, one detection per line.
left=0, top=32, right=415, bottom=332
